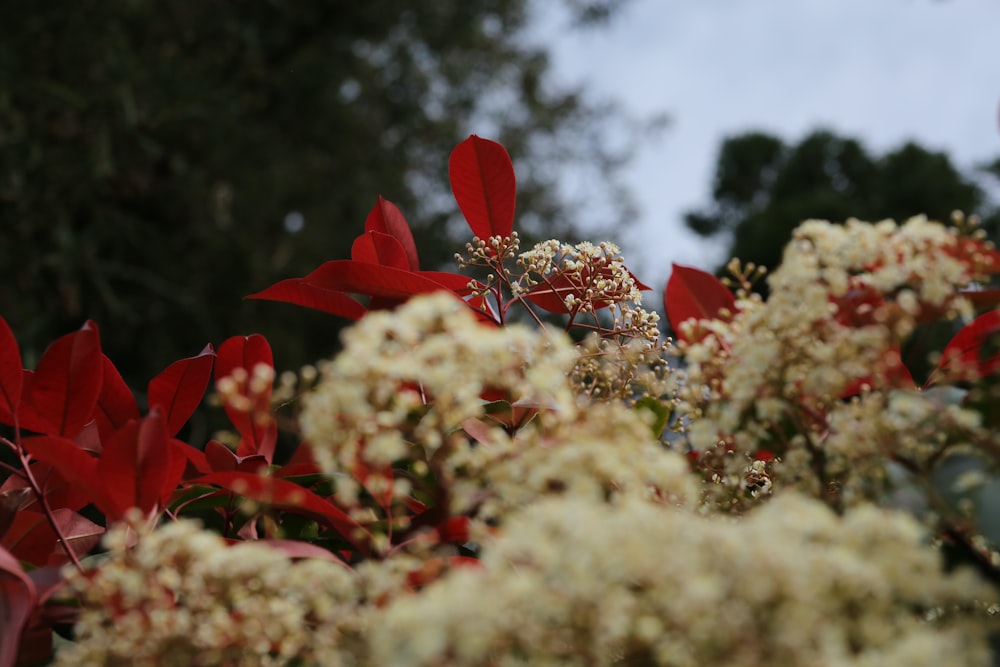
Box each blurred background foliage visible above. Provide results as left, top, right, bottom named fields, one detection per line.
left=685, top=129, right=1000, bottom=291
left=0, top=0, right=649, bottom=384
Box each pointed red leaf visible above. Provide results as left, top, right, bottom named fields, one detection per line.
left=0, top=462, right=91, bottom=514
left=247, top=279, right=368, bottom=320
left=18, top=322, right=103, bottom=437
left=351, top=230, right=411, bottom=270
left=364, top=196, right=420, bottom=271
left=169, top=439, right=212, bottom=480
left=216, top=335, right=277, bottom=462
left=98, top=411, right=174, bottom=517
left=928, top=310, right=1000, bottom=386
left=416, top=271, right=480, bottom=296
left=0, top=512, right=51, bottom=567
left=0, top=317, right=22, bottom=424
left=664, top=264, right=736, bottom=342
left=0, top=509, right=102, bottom=567
left=148, top=344, right=215, bottom=437
left=94, top=355, right=139, bottom=443
left=0, top=545, right=36, bottom=667
left=20, top=436, right=108, bottom=517
left=449, top=135, right=516, bottom=240
left=203, top=440, right=269, bottom=474
left=189, top=472, right=369, bottom=551
left=304, top=261, right=462, bottom=300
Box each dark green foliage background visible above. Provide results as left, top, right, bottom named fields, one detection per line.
left=685, top=129, right=1000, bottom=290
left=0, top=1, right=638, bottom=384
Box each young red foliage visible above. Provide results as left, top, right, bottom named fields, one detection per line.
left=24, top=410, right=186, bottom=521
left=98, top=410, right=181, bottom=518
left=351, top=231, right=411, bottom=270
left=449, top=135, right=516, bottom=241
left=147, top=344, right=215, bottom=437
left=928, top=310, right=1000, bottom=386
left=303, top=260, right=465, bottom=301
left=0, top=462, right=92, bottom=516
left=216, top=335, right=278, bottom=463
left=0, top=317, right=22, bottom=424
left=364, top=196, right=421, bottom=271
left=664, top=264, right=736, bottom=343
left=14, top=322, right=103, bottom=438
left=0, top=509, right=102, bottom=568
left=247, top=279, right=369, bottom=320
left=93, top=355, right=139, bottom=444
left=203, top=440, right=269, bottom=475
left=188, top=471, right=370, bottom=552
left=0, top=546, right=35, bottom=667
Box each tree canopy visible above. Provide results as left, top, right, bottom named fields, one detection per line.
left=685, top=129, right=1000, bottom=284
left=0, top=1, right=640, bottom=384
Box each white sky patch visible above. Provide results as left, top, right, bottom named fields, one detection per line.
left=535, top=0, right=1000, bottom=294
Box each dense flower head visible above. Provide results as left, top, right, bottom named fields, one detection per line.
left=55, top=520, right=364, bottom=667
left=300, top=292, right=694, bottom=534
left=371, top=493, right=990, bottom=666
left=677, top=216, right=998, bottom=508
left=516, top=239, right=661, bottom=348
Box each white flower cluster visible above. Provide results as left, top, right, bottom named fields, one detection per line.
left=54, top=520, right=364, bottom=667
left=679, top=216, right=994, bottom=508
left=372, top=493, right=989, bottom=666
left=518, top=239, right=661, bottom=348
left=300, top=292, right=694, bottom=529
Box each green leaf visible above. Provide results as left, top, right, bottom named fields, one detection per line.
left=634, top=397, right=671, bottom=439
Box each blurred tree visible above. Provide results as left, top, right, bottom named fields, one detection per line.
left=685, top=129, right=999, bottom=288
left=0, top=0, right=645, bottom=385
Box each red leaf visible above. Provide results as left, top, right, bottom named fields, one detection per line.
left=0, top=545, right=36, bottom=667
left=189, top=472, right=369, bottom=551
left=928, top=310, right=1000, bottom=386
left=351, top=231, right=410, bottom=270
left=0, top=512, right=52, bottom=567
left=414, top=271, right=479, bottom=296
left=19, top=322, right=103, bottom=438
left=170, top=439, right=212, bottom=480
left=216, top=335, right=277, bottom=462
left=0, top=462, right=91, bottom=515
left=961, top=288, right=1000, bottom=313
left=664, top=264, right=736, bottom=343
left=247, top=279, right=368, bottom=320
left=304, top=261, right=463, bottom=300
left=364, top=196, right=420, bottom=271
left=148, top=344, right=215, bottom=437
left=203, top=439, right=269, bottom=474
left=20, top=436, right=105, bottom=518
left=0, top=510, right=102, bottom=567
left=94, top=355, right=139, bottom=443
left=449, top=135, right=516, bottom=240
left=0, top=317, right=22, bottom=425
left=435, top=516, right=470, bottom=544
left=97, top=411, right=174, bottom=517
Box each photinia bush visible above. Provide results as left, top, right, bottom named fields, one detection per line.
left=0, top=136, right=999, bottom=665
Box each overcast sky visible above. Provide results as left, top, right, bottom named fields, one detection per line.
left=534, top=0, right=1000, bottom=291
